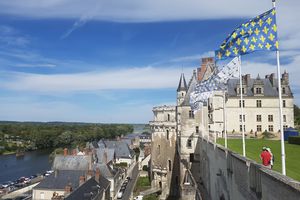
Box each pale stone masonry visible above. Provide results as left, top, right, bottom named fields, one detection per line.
left=149, top=57, right=296, bottom=200
left=208, top=72, right=294, bottom=137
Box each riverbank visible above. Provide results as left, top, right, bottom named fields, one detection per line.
left=0, top=150, right=52, bottom=183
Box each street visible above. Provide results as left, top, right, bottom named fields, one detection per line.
left=120, top=163, right=139, bottom=200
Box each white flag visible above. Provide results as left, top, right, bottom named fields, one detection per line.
left=190, top=57, right=240, bottom=111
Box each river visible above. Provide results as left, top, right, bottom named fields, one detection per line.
left=0, top=150, right=52, bottom=183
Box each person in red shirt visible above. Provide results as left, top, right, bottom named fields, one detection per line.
left=260, top=147, right=272, bottom=169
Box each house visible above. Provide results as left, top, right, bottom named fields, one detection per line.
left=33, top=149, right=110, bottom=200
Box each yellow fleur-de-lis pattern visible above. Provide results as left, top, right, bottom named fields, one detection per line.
left=215, top=8, right=279, bottom=60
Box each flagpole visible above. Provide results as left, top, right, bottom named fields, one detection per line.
left=239, top=56, right=246, bottom=157
left=223, top=90, right=228, bottom=148
left=273, top=0, right=286, bottom=176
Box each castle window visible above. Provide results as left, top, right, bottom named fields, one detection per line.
left=257, top=125, right=262, bottom=132
left=256, top=100, right=262, bottom=107
left=187, top=139, right=192, bottom=148
left=282, top=87, right=286, bottom=94
left=166, top=130, right=169, bottom=140
left=195, top=126, right=199, bottom=134
left=268, top=115, right=273, bottom=122
left=239, top=100, right=245, bottom=108
left=283, top=100, right=286, bottom=107
left=189, top=110, right=194, bottom=119
left=268, top=125, right=274, bottom=132
left=283, top=115, right=286, bottom=122
left=167, top=114, right=170, bottom=121
left=168, top=160, right=172, bottom=171
left=158, top=145, right=160, bottom=154
left=239, top=115, right=245, bottom=122
left=256, top=115, right=262, bottom=122
left=182, top=92, right=184, bottom=97
left=240, top=125, right=245, bottom=132
left=256, top=87, right=262, bottom=94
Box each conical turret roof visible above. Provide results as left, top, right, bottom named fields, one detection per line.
left=177, top=73, right=188, bottom=92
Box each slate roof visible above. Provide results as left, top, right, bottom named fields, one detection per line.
left=34, top=170, right=85, bottom=190
left=101, top=140, right=134, bottom=159
left=227, top=78, right=293, bottom=97
left=65, top=176, right=110, bottom=200
left=93, top=163, right=119, bottom=178
left=95, top=148, right=115, bottom=164
left=181, top=71, right=198, bottom=106
left=53, top=155, right=91, bottom=171
left=177, top=73, right=188, bottom=92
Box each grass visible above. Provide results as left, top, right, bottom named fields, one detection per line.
left=217, top=138, right=300, bottom=181
left=144, top=194, right=159, bottom=200
left=133, top=176, right=151, bottom=196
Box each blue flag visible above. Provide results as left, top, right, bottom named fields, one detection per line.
left=215, top=8, right=278, bottom=60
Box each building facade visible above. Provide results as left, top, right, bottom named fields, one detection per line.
left=150, top=57, right=295, bottom=200
left=208, top=72, right=294, bottom=137
left=149, top=105, right=178, bottom=199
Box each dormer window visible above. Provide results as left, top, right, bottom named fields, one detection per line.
left=282, top=87, right=286, bottom=94
left=256, top=87, right=262, bottom=94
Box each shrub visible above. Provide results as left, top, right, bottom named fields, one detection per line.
left=142, top=165, right=148, bottom=171
left=288, top=136, right=300, bottom=145
left=262, top=131, right=276, bottom=139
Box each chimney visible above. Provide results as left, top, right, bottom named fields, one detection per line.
left=245, top=74, right=250, bottom=85
left=79, top=176, right=85, bottom=186
left=95, top=168, right=101, bottom=183
left=282, top=70, right=289, bottom=84
left=197, top=57, right=214, bottom=81
left=64, top=184, right=72, bottom=195
left=63, top=148, right=68, bottom=156
left=269, top=73, right=276, bottom=86
left=104, top=151, right=108, bottom=164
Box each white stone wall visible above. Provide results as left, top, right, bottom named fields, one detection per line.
left=32, top=189, right=64, bottom=200
left=150, top=105, right=177, bottom=199
left=225, top=97, right=294, bottom=134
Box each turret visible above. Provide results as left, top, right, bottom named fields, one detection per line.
left=177, top=73, right=187, bottom=105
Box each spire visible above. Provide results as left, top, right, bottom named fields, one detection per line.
left=177, top=73, right=187, bottom=92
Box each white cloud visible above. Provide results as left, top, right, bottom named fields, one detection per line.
left=0, top=66, right=194, bottom=93
left=0, top=1, right=298, bottom=51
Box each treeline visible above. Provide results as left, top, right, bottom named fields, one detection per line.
left=294, top=105, right=300, bottom=127
left=0, top=122, right=133, bottom=150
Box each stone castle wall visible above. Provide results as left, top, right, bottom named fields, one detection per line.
left=197, top=138, right=300, bottom=200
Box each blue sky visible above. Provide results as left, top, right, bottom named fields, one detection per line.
left=0, top=0, right=299, bottom=123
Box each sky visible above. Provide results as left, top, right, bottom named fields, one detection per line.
left=0, top=0, right=299, bottom=123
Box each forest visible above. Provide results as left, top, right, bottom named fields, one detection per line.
left=0, top=121, right=133, bottom=154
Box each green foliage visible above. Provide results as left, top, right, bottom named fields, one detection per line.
left=115, top=162, right=128, bottom=168
left=144, top=194, right=159, bottom=200
left=288, top=136, right=300, bottom=145
left=134, top=147, right=140, bottom=161
left=294, top=104, right=300, bottom=127
left=136, top=177, right=150, bottom=187
left=0, top=122, right=134, bottom=150
left=133, top=176, right=151, bottom=196
left=142, top=165, right=148, bottom=171
left=261, top=131, right=276, bottom=139
left=217, top=138, right=300, bottom=181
